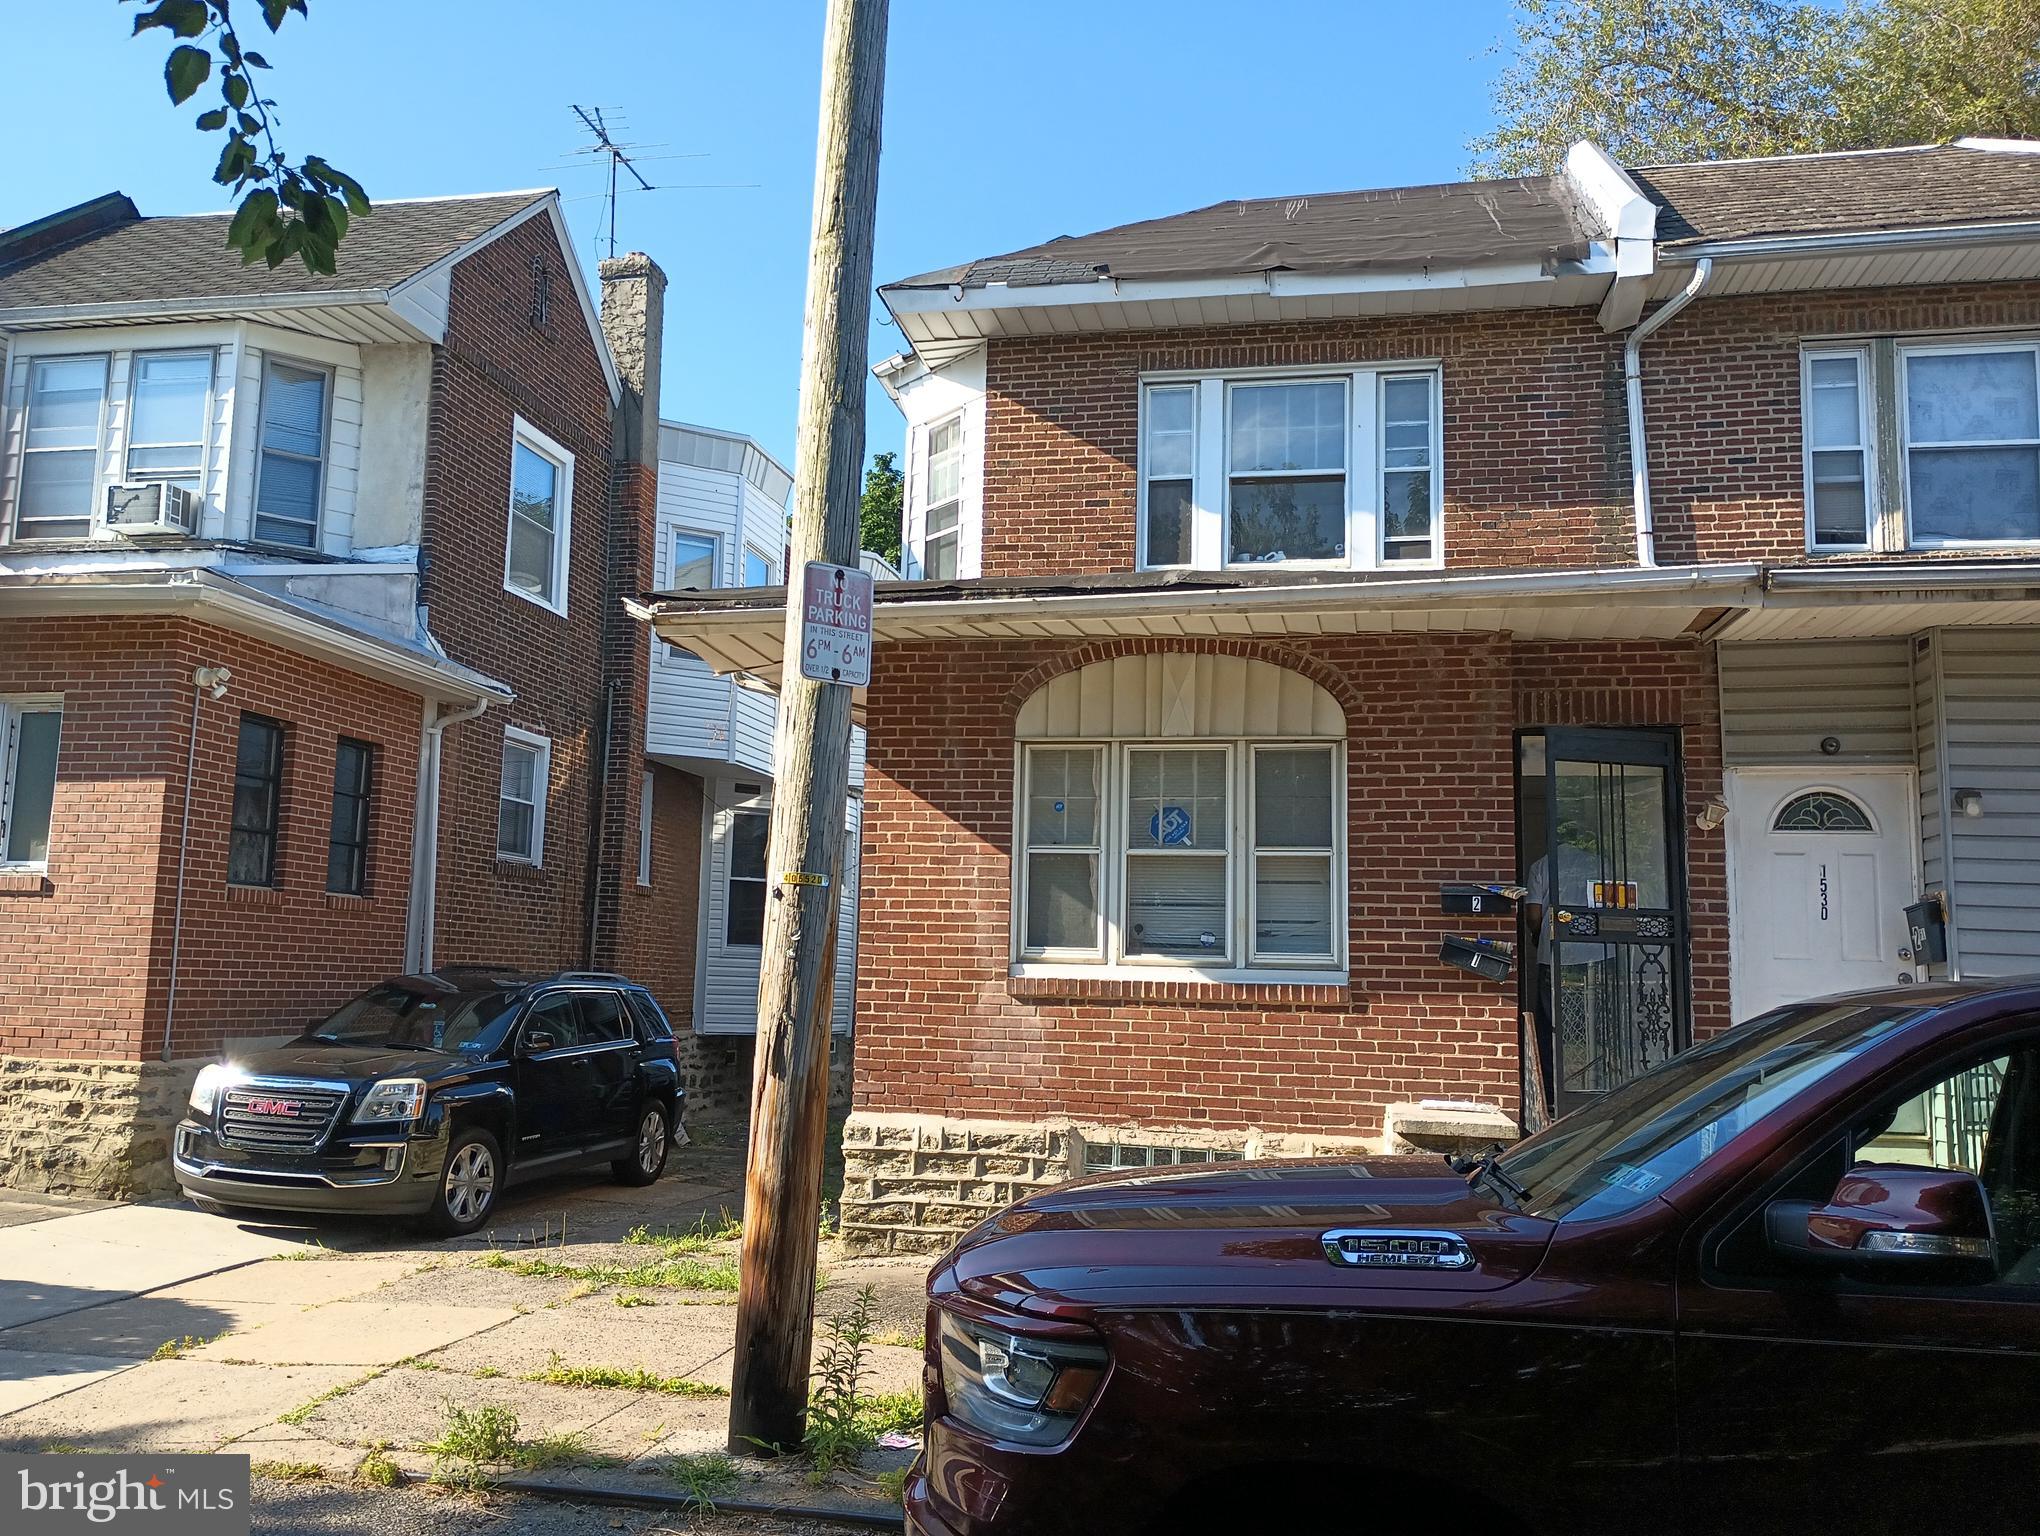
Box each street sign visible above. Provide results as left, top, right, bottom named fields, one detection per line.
left=798, top=561, right=873, bottom=686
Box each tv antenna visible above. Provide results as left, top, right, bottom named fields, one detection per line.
left=558, top=105, right=757, bottom=259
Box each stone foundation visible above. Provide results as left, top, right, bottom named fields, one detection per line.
left=675, top=1031, right=854, bottom=1119
left=838, top=1112, right=1384, bottom=1256
left=0, top=1055, right=206, bottom=1199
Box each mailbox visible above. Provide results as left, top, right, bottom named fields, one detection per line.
left=1440, top=934, right=1516, bottom=982
left=1439, top=883, right=1526, bottom=916
left=1905, top=894, right=1950, bottom=966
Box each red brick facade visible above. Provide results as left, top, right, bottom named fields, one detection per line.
left=0, top=615, right=421, bottom=1062
left=855, top=633, right=1724, bottom=1140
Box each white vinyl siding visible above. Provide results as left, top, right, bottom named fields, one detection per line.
left=1139, top=366, right=1443, bottom=572
left=1718, top=640, right=1916, bottom=765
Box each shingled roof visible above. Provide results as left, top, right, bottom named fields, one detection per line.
left=1628, top=141, right=2040, bottom=247
left=0, top=190, right=552, bottom=310
left=884, top=173, right=1594, bottom=293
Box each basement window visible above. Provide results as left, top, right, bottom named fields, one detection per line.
left=1082, top=1142, right=1244, bottom=1174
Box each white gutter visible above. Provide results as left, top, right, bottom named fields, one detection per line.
left=1662, top=220, right=2040, bottom=264
left=1765, top=562, right=2040, bottom=594
left=406, top=695, right=493, bottom=974
left=1624, top=257, right=1713, bottom=568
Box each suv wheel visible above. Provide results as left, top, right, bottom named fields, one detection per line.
left=613, top=1102, right=670, bottom=1187
left=425, top=1126, right=501, bottom=1236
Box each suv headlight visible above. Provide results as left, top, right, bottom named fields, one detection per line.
left=188, top=1063, right=240, bottom=1117
left=351, top=1078, right=426, bottom=1125
left=936, top=1310, right=1108, bottom=1447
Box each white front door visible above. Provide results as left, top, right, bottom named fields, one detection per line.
left=1727, top=770, right=1920, bottom=1022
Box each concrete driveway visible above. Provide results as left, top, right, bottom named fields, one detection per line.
left=0, top=1120, right=926, bottom=1525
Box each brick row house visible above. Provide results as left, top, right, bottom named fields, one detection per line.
left=0, top=189, right=856, bottom=1194
left=641, top=139, right=2040, bottom=1253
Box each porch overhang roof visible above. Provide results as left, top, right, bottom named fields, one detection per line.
left=631, top=559, right=2040, bottom=690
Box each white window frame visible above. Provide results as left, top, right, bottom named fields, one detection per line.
left=1120, top=741, right=1236, bottom=966
left=725, top=805, right=770, bottom=950
left=502, top=414, right=576, bottom=615
left=919, top=412, right=964, bottom=579
left=251, top=354, right=335, bottom=550
left=12, top=352, right=109, bottom=543
left=497, top=726, right=551, bottom=867
left=0, top=696, right=63, bottom=871
left=1136, top=364, right=1444, bottom=574
left=1013, top=737, right=1346, bottom=981
left=741, top=543, right=775, bottom=588
left=124, top=348, right=216, bottom=499
left=1800, top=346, right=1876, bottom=552
left=1899, top=339, right=2040, bottom=551
left=1137, top=382, right=1198, bottom=571
left=637, top=768, right=655, bottom=887
left=663, top=526, right=723, bottom=658
left=1245, top=742, right=1342, bottom=967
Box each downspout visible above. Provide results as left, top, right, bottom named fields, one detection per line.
left=1624, top=257, right=1713, bottom=567
left=406, top=695, right=492, bottom=974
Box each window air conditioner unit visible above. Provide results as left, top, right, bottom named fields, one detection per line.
left=105, top=483, right=198, bottom=537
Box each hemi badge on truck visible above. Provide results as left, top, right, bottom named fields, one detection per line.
left=1321, top=1229, right=1475, bottom=1271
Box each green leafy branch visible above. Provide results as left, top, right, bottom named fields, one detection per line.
left=129, top=0, right=368, bottom=273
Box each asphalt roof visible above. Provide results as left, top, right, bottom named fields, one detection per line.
left=884, top=174, right=1593, bottom=291
left=0, top=190, right=551, bottom=310
left=1632, top=142, right=2040, bottom=247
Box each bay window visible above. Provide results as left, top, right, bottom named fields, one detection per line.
left=1139, top=367, right=1443, bottom=571
left=1801, top=338, right=2040, bottom=551
left=17, top=355, right=108, bottom=541
left=1017, top=735, right=1342, bottom=973
left=921, top=415, right=962, bottom=579
left=253, top=358, right=329, bottom=548
left=126, top=351, right=214, bottom=499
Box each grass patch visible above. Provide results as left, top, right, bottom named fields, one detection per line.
left=278, top=1368, right=383, bottom=1428
left=511, top=1431, right=612, bottom=1473
left=625, top=1209, right=741, bottom=1256
left=356, top=1444, right=402, bottom=1489
left=872, top=1328, right=924, bottom=1352
left=40, top=1442, right=97, bottom=1455
left=149, top=1334, right=213, bottom=1361
left=523, top=1351, right=726, bottom=1398
left=395, top=1356, right=441, bottom=1372
left=475, top=1250, right=739, bottom=1292
left=667, top=1451, right=743, bottom=1510
left=474, top=1366, right=503, bottom=1379
left=876, top=1465, right=910, bottom=1504
left=424, top=1401, right=520, bottom=1490
left=857, top=1391, right=923, bottom=1439
left=251, top=1460, right=327, bottom=1483
left=269, top=1240, right=330, bottom=1261
left=613, top=1292, right=651, bottom=1309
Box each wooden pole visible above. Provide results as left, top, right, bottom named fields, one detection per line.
left=728, top=0, right=887, bottom=1457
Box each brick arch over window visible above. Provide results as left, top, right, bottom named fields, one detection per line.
left=1003, top=639, right=1360, bottom=731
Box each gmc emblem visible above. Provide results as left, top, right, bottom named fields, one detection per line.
left=244, top=1098, right=302, bottom=1117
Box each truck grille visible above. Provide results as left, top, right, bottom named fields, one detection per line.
left=218, top=1081, right=347, bottom=1155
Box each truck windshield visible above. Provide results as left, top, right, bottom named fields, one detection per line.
left=1499, top=998, right=1930, bottom=1221
left=303, top=984, right=519, bottom=1055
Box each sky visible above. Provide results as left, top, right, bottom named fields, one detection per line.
left=1, top=1, right=1517, bottom=473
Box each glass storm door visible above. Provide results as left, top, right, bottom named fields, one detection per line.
left=1520, top=728, right=1689, bottom=1118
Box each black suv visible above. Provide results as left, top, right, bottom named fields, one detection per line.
left=173, top=969, right=685, bottom=1235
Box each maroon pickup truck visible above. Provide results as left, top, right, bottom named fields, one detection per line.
left=907, top=981, right=2040, bottom=1536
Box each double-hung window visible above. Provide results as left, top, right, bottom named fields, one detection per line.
left=325, top=738, right=373, bottom=896
left=16, top=356, right=108, bottom=541
left=505, top=418, right=574, bottom=612
left=126, top=351, right=213, bottom=500
left=497, top=728, right=549, bottom=865
left=1140, top=368, right=1443, bottom=571
left=742, top=546, right=774, bottom=588
left=230, top=714, right=285, bottom=887
left=1017, top=739, right=1342, bottom=971
left=0, top=700, right=62, bottom=869
left=1904, top=343, right=2040, bottom=546
left=1802, top=338, right=2040, bottom=550
left=254, top=358, right=329, bottom=548
left=921, top=415, right=962, bottom=579
left=637, top=769, right=655, bottom=887
left=726, top=808, right=769, bottom=946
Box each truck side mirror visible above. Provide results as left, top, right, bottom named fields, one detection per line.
left=1766, top=1164, right=1996, bottom=1283
left=521, top=1028, right=557, bottom=1057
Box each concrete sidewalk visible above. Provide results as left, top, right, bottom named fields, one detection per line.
left=0, top=1121, right=929, bottom=1521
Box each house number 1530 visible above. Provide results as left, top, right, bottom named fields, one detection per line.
left=1819, top=863, right=1830, bottom=922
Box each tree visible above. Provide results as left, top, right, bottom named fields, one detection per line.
left=129, top=0, right=367, bottom=273
left=1472, top=0, right=2040, bottom=175
left=858, top=450, right=903, bottom=564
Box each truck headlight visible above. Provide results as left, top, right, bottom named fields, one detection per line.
left=188, top=1063, right=241, bottom=1117
left=936, top=1310, right=1107, bottom=1447
left=351, top=1078, right=426, bottom=1125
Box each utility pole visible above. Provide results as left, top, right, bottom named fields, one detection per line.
left=727, top=0, right=888, bottom=1457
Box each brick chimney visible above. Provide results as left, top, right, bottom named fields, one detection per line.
left=588, top=253, right=668, bottom=971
